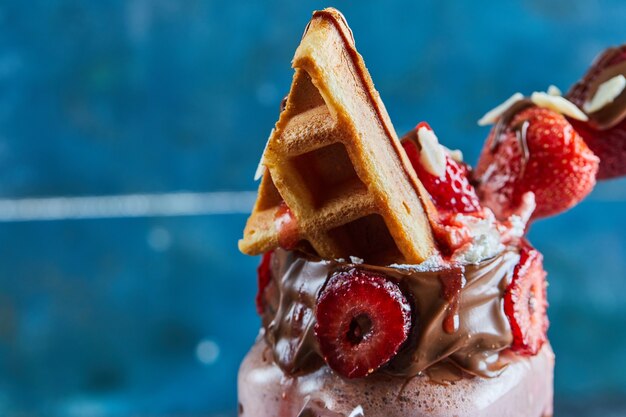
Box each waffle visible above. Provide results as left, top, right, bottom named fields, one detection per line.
left=239, top=8, right=436, bottom=264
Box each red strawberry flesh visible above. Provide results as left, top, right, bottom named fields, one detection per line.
left=314, top=269, right=411, bottom=379
left=402, top=124, right=481, bottom=214
left=568, top=117, right=626, bottom=179
left=256, top=251, right=273, bottom=315
left=504, top=242, right=549, bottom=355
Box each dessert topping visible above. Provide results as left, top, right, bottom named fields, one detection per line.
left=567, top=44, right=626, bottom=130
left=266, top=249, right=520, bottom=379
left=476, top=106, right=599, bottom=219
left=504, top=242, right=549, bottom=355
left=448, top=211, right=505, bottom=264
left=439, top=268, right=466, bottom=334
left=314, top=268, right=411, bottom=378
left=583, top=74, right=626, bottom=114
left=478, top=92, right=525, bottom=126
left=529, top=91, right=588, bottom=121
left=568, top=116, right=626, bottom=180
left=566, top=44, right=626, bottom=179
left=403, top=123, right=482, bottom=214
left=416, top=123, right=447, bottom=177
left=443, top=146, right=463, bottom=162
left=547, top=85, right=562, bottom=96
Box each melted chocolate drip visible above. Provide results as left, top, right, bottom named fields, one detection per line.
left=479, top=100, right=534, bottom=186
left=263, top=250, right=326, bottom=374
left=515, top=120, right=531, bottom=164
left=582, top=60, right=626, bottom=130
left=438, top=267, right=466, bottom=334
left=489, top=99, right=533, bottom=154
left=260, top=248, right=519, bottom=379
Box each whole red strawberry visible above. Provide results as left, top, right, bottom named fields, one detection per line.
left=568, top=118, right=626, bottom=180
left=475, top=106, right=599, bottom=219
left=504, top=242, right=549, bottom=356
left=314, top=269, right=411, bottom=379
left=402, top=122, right=481, bottom=214
left=567, top=44, right=626, bottom=180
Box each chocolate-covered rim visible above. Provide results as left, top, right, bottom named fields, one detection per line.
left=259, top=248, right=520, bottom=380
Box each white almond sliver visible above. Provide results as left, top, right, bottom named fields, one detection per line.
left=547, top=85, right=562, bottom=96
left=530, top=92, right=588, bottom=121
left=443, top=145, right=463, bottom=162
left=417, top=127, right=447, bottom=178
left=477, top=92, right=525, bottom=126
left=583, top=74, right=626, bottom=114
left=254, top=128, right=274, bottom=181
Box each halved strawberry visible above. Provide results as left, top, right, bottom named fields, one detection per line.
left=402, top=123, right=481, bottom=214
left=314, top=269, right=411, bottom=379
left=567, top=44, right=626, bottom=180
left=255, top=250, right=274, bottom=315
left=476, top=106, right=599, bottom=219
left=504, top=242, right=549, bottom=355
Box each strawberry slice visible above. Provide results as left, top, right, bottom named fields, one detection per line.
left=476, top=106, right=599, bottom=219
left=255, top=250, right=274, bottom=315
left=567, top=44, right=626, bottom=180
left=314, top=269, right=411, bottom=379
left=402, top=122, right=481, bottom=214
left=504, top=242, right=549, bottom=355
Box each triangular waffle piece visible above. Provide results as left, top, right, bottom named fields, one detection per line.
left=239, top=8, right=436, bottom=264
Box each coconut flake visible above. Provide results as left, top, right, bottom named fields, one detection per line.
left=477, top=93, right=525, bottom=126
left=583, top=74, right=626, bottom=114
left=547, top=85, right=562, bottom=96
left=254, top=128, right=274, bottom=181
left=417, top=126, right=447, bottom=177
left=530, top=91, right=588, bottom=121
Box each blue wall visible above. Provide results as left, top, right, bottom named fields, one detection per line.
left=0, top=1, right=624, bottom=415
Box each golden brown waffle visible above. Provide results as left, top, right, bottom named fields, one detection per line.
left=239, top=8, right=436, bottom=264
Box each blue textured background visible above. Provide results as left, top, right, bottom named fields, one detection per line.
left=0, top=1, right=625, bottom=416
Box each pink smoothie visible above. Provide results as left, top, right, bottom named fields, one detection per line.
left=238, top=338, right=554, bottom=417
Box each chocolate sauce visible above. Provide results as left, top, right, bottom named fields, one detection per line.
left=478, top=100, right=533, bottom=189
left=423, top=360, right=469, bottom=385
left=489, top=99, right=533, bottom=154
left=261, top=248, right=519, bottom=379
left=263, top=249, right=327, bottom=375
left=581, top=60, right=626, bottom=130
left=515, top=120, right=531, bottom=165
left=568, top=45, right=626, bottom=130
